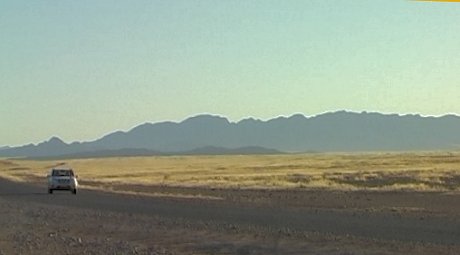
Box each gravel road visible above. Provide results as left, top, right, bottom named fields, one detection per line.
left=1, top=178, right=460, bottom=254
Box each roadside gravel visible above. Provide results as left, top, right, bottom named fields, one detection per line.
left=0, top=197, right=173, bottom=255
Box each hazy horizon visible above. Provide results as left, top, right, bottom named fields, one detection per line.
left=3, top=110, right=460, bottom=148
left=2, top=1, right=459, bottom=146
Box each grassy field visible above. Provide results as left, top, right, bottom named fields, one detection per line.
left=1, top=152, right=460, bottom=191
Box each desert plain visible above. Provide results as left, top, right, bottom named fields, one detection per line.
left=1, top=152, right=460, bottom=254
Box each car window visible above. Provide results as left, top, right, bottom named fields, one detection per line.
left=52, top=170, right=72, bottom=176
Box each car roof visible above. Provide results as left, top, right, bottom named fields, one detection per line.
left=51, top=168, right=73, bottom=171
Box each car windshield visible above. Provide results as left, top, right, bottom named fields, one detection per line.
left=52, top=169, right=73, bottom=177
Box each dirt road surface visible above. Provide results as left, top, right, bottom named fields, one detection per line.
left=1, top=178, right=460, bottom=254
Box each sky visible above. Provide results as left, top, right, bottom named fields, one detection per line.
left=1, top=1, right=459, bottom=146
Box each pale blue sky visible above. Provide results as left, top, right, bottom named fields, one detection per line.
left=1, top=1, right=459, bottom=146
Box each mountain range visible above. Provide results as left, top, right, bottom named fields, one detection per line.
left=2, top=111, right=460, bottom=158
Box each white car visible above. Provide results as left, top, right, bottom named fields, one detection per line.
left=47, top=168, right=78, bottom=194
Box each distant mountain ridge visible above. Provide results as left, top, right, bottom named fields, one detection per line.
left=26, top=146, right=283, bottom=160
left=2, top=111, right=460, bottom=158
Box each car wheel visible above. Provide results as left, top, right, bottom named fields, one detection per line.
left=72, top=189, right=77, bottom=195
left=48, top=189, right=53, bottom=194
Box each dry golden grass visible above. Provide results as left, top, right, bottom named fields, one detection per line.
left=1, top=152, right=460, bottom=191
